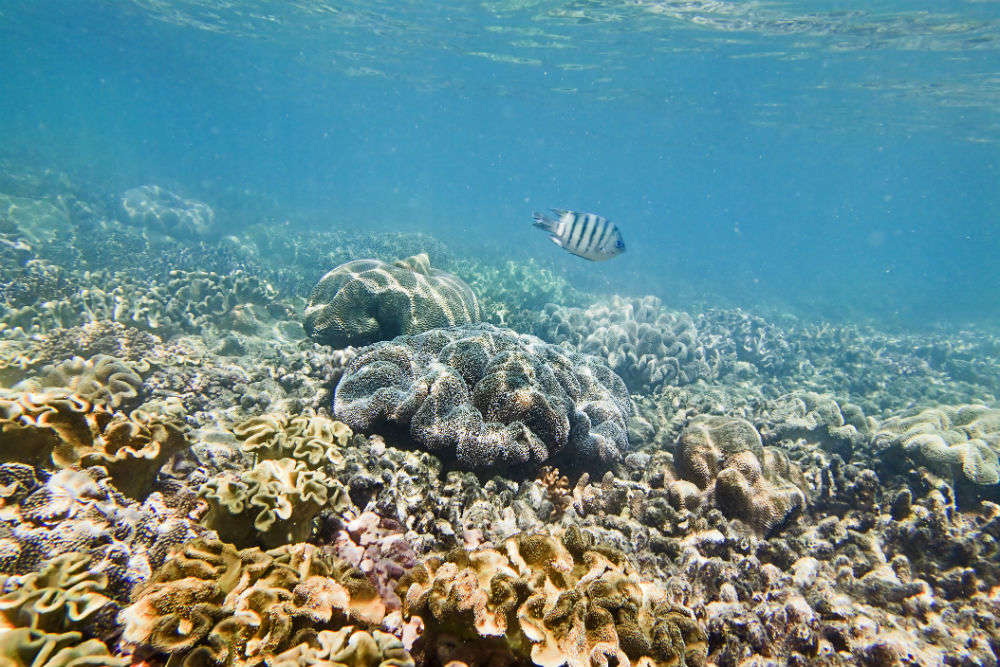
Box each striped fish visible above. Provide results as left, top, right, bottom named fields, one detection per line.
left=532, top=209, right=626, bottom=261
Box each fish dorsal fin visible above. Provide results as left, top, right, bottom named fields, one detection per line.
left=394, top=252, right=431, bottom=275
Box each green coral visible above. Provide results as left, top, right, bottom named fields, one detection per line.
left=0, top=629, right=127, bottom=667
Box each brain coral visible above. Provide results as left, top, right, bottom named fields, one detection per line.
left=119, top=184, right=215, bottom=237
left=304, top=253, right=481, bottom=348
left=397, top=526, right=707, bottom=667
left=0, top=391, right=189, bottom=498
left=673, top=415, right=807, bottom=535
left=873, top=404, right=1000, bottom=490
left=119, top=537, right=390, bottom=667
left=334, top=323, right=632, bottom=475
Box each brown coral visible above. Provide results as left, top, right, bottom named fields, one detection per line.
left=233, top=413, right=351, bottom=469
left=119, top=537, right=388, bottom=667
left=0, top=391, right=188, bottom=498
left=14, top=354, right=147, bottom=409
left=304, top=253, right=481, bottom=348
left=200, top=457, right=349, bottom=548
left=672, top=415, right=806, bottom=535
left=397, top=526, right=707, bottom=667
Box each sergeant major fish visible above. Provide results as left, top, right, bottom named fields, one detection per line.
left=531, top=209, right=626, bottom=261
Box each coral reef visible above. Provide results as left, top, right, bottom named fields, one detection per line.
left=233, top=412, right=352, bottom=469
left=0, top=391, right=189, bottom=498
left=0, top=628, right=127, bottom=667
left=200, top=457, right=349, bottom=548
left=0, top=463, right=200, bottom=601
left=119, top=184, right=215, bottom=237
left=119, top=537, right=392, bottom=666
left=397, top=526, right=708, bottom=667
left=305, top=253, right=481, bottom=349
left=334, top=323, right=632, bottom=475
left=533, top=297, right=722, bottom=393
left=13, top=354, right=147, bottom=409
left=872, top=404, right=1000, bottom=501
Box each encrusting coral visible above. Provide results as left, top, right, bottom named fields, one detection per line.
left=397, top=525, right=708, bottom=667
left=0, top=391, right=189, bottom=498
left=119, top=537, right=394, bottom=667
left=304, top=253, right=481, bottom=348
left=334, top=323, right=632, bottom=476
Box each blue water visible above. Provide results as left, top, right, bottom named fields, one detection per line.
left=1, top=0, right=998, bottom=325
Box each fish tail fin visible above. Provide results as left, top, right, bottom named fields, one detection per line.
left=532, top=211, right=557, bottom=233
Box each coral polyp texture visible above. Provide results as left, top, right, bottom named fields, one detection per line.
left=13, top=354, right=147, bottom=409
left=119, top=184, right=215, bottom=237
left=304, top=253, right=481, bottom=348
left=397, top=526, right=708, bottom=667
left=119, top=537, right=394, bottom=667
left=0, top=391, right=189, bottom=498
left=333, top=323, right=632, bottom=475
left=533, top=296, right=722, bottom=393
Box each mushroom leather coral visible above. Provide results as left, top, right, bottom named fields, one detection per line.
left=0, top=628, right=127, bottom=667
left=119, top=537, right=387, bottom=667
left=233, top=413, right=352, bottom=468
left=200, top=457, right=349, bottom=548
left=397, top=526, right=707, bottom=667
left=0, top=391, right=189, bottom=498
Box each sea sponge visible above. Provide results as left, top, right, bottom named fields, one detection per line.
left=233, top=413, right=352, bottom=469
left=397, top=526, right=707, bottom=667
left=0, top=391, right=189, bottom=498
left=119, top=184, right=215, bottom=237
left=334, top=323, right=632, bottom=475
left=119, top=538, right=387, bottom=667
left=0, top=628, right=127, bottom=667
left=673, top=415, right=806, bottom=535
left=304, top=254, right=481, bottom=348
left=873, top=404, right=1000, bottom=487
left=200, top=458, right=349, bottom=548
left=14, top=354, right=147, bottom=409
left=0, top=552, right=117, bottom=640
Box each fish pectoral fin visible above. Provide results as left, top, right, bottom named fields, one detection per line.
left=549, top=236, right=563, bottom=247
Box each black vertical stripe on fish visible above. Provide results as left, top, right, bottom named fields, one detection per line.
left=578, top=214, right=597, bottom=252
left=570, top=213, right=586, bottom=248
left=589, top=217, right=609, bottom=253
left=596, top=218, right=614, bottom=250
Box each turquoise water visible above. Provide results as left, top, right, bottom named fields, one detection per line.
left=1, top=0, right=998, bottom=324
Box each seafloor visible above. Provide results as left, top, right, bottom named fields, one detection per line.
left=1, top=168, right=999, bottom=667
